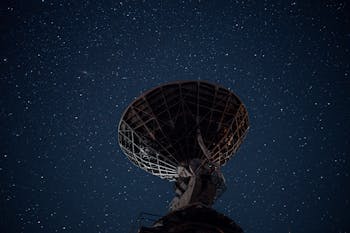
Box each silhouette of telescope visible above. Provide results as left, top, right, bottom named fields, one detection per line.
left=118, top=80, right=249, bottom=232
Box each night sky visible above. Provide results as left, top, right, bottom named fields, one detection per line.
left=1, top=0, right=350, bottom=232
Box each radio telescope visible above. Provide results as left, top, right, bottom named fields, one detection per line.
left=118, top=80, right=249, bottom=232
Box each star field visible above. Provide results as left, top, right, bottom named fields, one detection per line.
left=1, top=0, right=349, bottom=232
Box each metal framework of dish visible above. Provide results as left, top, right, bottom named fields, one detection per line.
left=118, top=81, right=249, bottom=180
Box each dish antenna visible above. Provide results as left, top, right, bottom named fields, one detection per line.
left=118, top=81, right=249, bottom=232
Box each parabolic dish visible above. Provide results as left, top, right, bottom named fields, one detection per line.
left=118, top=81, right=249, bottom=180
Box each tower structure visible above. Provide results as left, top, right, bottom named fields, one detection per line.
left=118, top=80, right=249, bottom=232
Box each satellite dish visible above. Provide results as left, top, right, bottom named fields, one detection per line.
left=118, top=80, right=249, bottom=181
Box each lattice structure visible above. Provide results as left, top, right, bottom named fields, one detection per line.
left=119, top=121, right=179, bottom=180
left=118, top=81, right=249, bottom=180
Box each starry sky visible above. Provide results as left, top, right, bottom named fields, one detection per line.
left=1, top=0, right=350, bottom=232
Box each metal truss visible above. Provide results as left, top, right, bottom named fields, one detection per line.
left=118, top=81, right=249, bottom=180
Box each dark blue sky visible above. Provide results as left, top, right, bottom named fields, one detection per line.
left=1, top=0, right=349, bottom=232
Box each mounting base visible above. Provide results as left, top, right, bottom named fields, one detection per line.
left=139, top=204, right=243, bottom=233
